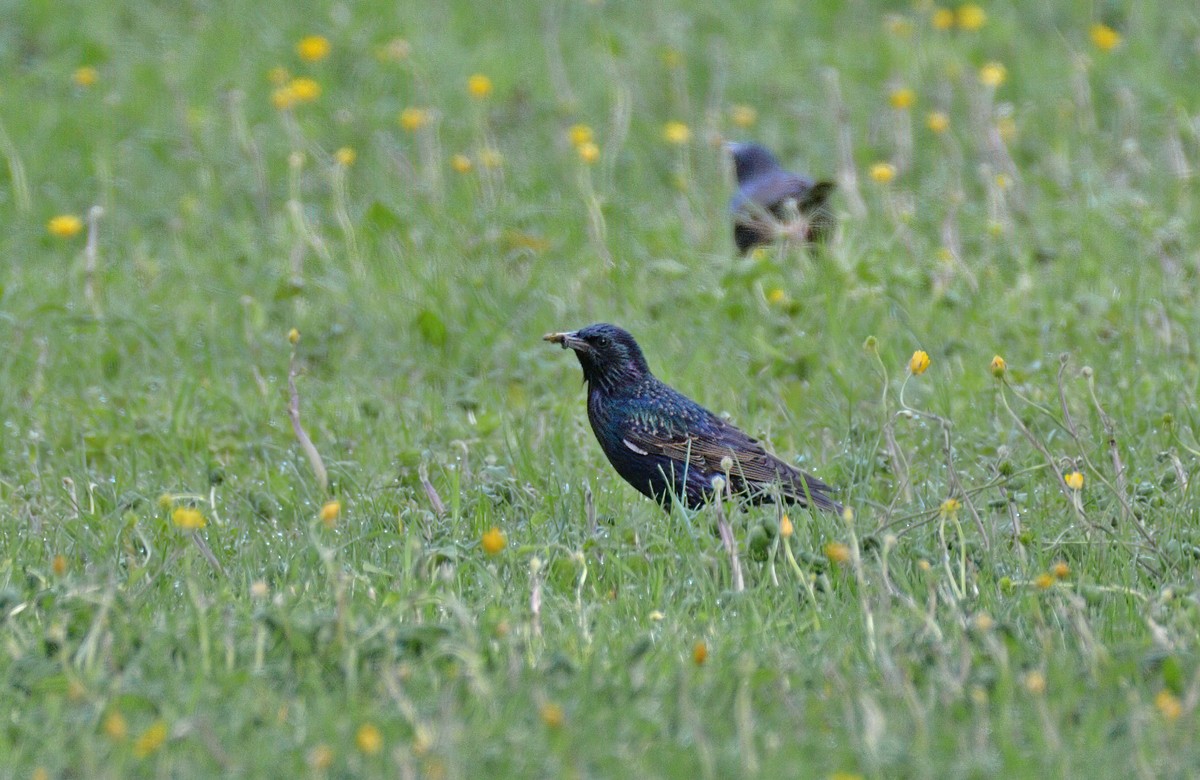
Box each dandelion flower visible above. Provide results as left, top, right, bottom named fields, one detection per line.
left=577, top=141, right=599, bottom=164
left=730, top=104, right=757, bottom=128
left=824, top=542, right=851, bottom=565
left=250, top=580, right=270, bottom=599
left=48, top=214, right=83, bottom=238
left=540, top=702, right=565, bottom=728
left=288, top=327, right=300, bottom=345
left=1023, top=671, right=1046, bottom=695
left=693, top=641, right=708, bottom=665
left=73, top=66, right=98, bottom=87
left=272, top=86, right=297, bottom=110
left=956, top=4, right=987, bottom=31
left=909, top=350, right=930, bottom=375
left=869, top=162, right=896, bottom=184
left=320, top=500, right=341, bottom=527
left=939, top=497, right=961, bottom=516
left=308, top=744, right=334, bottom=770
left=52, top=554, right=68, bottom=576
left=288, top=77, right=321, bottom=102
left=780, top=515, right=794, bottom=538
left=1051, top=561, right=1070, bottom=579
left=296, top=35, right=331, bottom=63
left=889, top=87, right=915, bottom=110
left=335, top=147, right=356, bottom=167
left=1155, top=690, right=1182, bottom=721
left=990, top=355, right=1007, bottom=378
left=399, top=107, right=431, bottom=131
left=356, top=724, right=382, bottom=755
left=450, top=153, right=473, bottom=173
left=568, top=123, right=593, bottom=147
left=979, top=63, right=1007, bottom=87
left=478, top=147, right=503, bottom=169
left=1090, top=24, right=1121, bottom=52
left=932, top=7, right=955, bottom=30
left=972, top=613, right=994, bottom=632
left=926, top=111, right=949, bottom=133
left=1064, top=471, right=1084, bottom=491
left=133, top=721, right=168, bottom=758
left=481, top=527, right=506, bottom=555
left=103, top=711, right=128, bottom=741
left=767, top=288, right=788, bottom=305
left=172, top=507, right=207, bottom=530
left=467, top=73, right=493, bottom=99
left=662, top=120, right=691, bottom=145
left=1034, top=573, right=1054, bottom=589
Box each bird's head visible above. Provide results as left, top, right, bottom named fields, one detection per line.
left=725, top=141, right=781, bottom=183
left=544, top=323, right=651, bottom=390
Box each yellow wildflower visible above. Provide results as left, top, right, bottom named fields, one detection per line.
left=356, top=724, right=382, bottom=755
left=288, top=327, right=300, bottom=345
left=869, top=162, right=896, bottom=184
left=73, top=66, right=98, bottom=87
left=889, top=87, right=915, bottom=110
left=296, top=35, right=331, bottom=63
left=956, top=4, right=987, bottom=31
left=133, top=721, right=168, bottom=758
left=568, top=123, right=593, bottom=147
left=780, top=515, right=794, bottom=538
left=824, top=542, right=851, bottom=565
left=467, top=73, right=493, bottom=99
left=335, top=147, right=356, bottom=167
left=662, top=120, right=691, bottom=145
left=450, top=154, right=473, bottom=173
left=1155, top=690, right=1182, bottom=721
left=1064, top=471, right=1084, bottom=491
left=399, top=107, right=431, bottom=131
left=730, top=104, right=757, bottom=128
left=932, top=7, right=955, bottom=30
left=1051, top=561, right=1070, bottom=579
left=171, top=507, right=207, bottom=530
left=52, top=554, right=67, bottom=576
left=1023, top=671, right=1046, bottom=695
left=540, top=702, right=565, bottom=728
left=926, top=111, right=949, bottom=133
left=577, top=141, right=600, bottom=164
left=47, top=214, right=83, bottom=238
left=271, top=86, right=297, bottom=110
left=990, top=355, right=1007, bottom=378
left=972, top=612, right=994, bottom=632
left=693, top=641, right=708, bottom=665
left=939, top=497, right=961, bottom=516
left=482, top=527, right=506, bottom=555
left=767, top=288, right=788, bottom=305
left=320, top=500, right=340, bottom=528
left=979, top=62, right=1007, bottom=87
left=909, top=350, right=930, bottom=375
left=288, top=77, right=320, bottom=102
left=1034, top=573, right=1054, bottom=590
left=103, top=711, right=128, bottom=741
left=1090, top=24, right=1121, bottom=52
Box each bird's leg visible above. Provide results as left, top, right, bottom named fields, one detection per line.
left=711, top=476, right=744, bottom=593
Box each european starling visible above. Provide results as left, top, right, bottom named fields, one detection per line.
left=544, top=323, right=841, bottom=513
left=727, top=141, right=836, bottom=254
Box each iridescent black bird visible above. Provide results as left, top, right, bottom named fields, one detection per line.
left=727, top=141, right=836, bottom=254
left=544, top=323, right=841, bottom=513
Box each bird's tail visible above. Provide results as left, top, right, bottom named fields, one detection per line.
left=780, top=464, right=843, bottom=514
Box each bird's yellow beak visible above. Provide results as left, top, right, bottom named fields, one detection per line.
left=544, top=331, right=585, bottom=351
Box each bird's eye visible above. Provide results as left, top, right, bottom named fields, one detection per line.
left=595, top=336, right=610, bottom=347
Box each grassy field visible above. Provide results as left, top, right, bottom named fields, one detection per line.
left=3, top=1, right=1200, bottom=776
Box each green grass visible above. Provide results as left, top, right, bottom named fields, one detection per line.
left=3, top=0, right=1200, bottom=776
